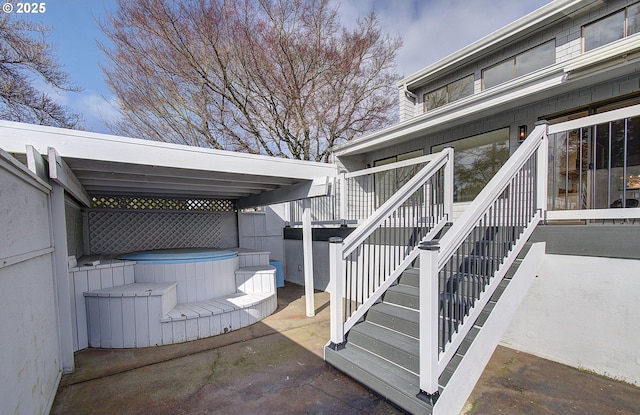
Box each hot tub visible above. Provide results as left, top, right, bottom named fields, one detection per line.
left=118, top=248, right=237, bottom=264
left=117, top=248, right=239, bottom=303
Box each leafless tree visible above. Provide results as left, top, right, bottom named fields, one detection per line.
left=0, top=15, right=82, bottom=129
left=100, top=0, right=401, bottom=161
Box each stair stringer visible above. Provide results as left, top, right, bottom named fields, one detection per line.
left=433, top=241, right=546, bottom=415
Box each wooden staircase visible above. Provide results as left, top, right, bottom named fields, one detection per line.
left=325, top=241, right=544, bottom=414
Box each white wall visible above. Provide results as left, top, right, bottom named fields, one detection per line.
left=284, top=239, right=331, bottom=291
left=502, top=253, right=640, bottom=386
left=0, top=150, right=61, bottom=414
left=238, top=204, right=286, bottom=263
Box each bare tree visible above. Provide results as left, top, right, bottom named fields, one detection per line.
left=0, top=15, right=82, bottom=129
left=100, top=0, right=401, bottom=161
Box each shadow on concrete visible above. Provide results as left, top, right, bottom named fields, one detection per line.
left=52, top=282, right=640, bottom=415
left=51, top=283, right=402, bottom=415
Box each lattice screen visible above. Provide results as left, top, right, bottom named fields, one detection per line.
left=88, top=211, right=233, bottom=254
left=91, top=196, right=234, bottom=211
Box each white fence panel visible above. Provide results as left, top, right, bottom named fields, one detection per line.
left=0, top=149, right=60, bottom=415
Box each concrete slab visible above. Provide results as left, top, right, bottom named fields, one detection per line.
left=52, top=283, right=640, bottom=415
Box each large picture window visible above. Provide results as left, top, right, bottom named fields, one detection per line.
left=432, top=129, right=510, bottom=202
left=424, top=74, right=474, bottom=112
left=482, top=41, right=555, bottom=90
left=583, top=4, right=640, bottom=52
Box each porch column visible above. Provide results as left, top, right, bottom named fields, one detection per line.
left=51, top=183, right=75, bottom=373
left=302, top=198, right=315, bottom=316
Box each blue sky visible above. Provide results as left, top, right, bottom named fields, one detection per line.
left=10, top=0, right=551, bottom=134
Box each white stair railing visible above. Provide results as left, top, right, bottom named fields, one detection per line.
left=418, top=122, right=548, bottom=398
left=329, top=148, right=454, bottom=346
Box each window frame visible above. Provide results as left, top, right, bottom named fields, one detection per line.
left=481, top=40, right=556, bottom=90
left=423, top=74, right=474, bottom=113
left=582, top=3, right=640, bottom=52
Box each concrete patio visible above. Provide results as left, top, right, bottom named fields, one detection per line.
left=51, top=283, right=640, bottom=415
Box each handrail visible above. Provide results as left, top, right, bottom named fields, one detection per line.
left=437, top=123, right=546, bottom=266
left=329, top=147, right=453, bottom=346
left=548, top=102, right=640, bottom=134
left=343, top=148, right=453, bottom=257
left=419, top=124, right=548, bottom=396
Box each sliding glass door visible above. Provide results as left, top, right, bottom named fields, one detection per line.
left=548, top=115, right=640, bottom=210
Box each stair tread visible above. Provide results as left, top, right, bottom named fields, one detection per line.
left=349, top=321, right=419, bottom=360
left=370, top=301, right=418, bottom=321
left=325, top=344, right=433, bottom=414
left=347, top=321, right=420, bottom=373
left=386, top=283, right=417, bottom=296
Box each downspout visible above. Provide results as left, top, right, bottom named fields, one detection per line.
left=403, top=84, right=417, bottom=101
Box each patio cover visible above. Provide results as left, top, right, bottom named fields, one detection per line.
left=0, top=121, right=337, bottom=208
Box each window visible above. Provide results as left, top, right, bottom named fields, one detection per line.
left=482, top=41, right=555, bottom=90
left=583, top=4, right=640, bottom=52
left=424, top=74, right=474, bottom=112
left=432, top=129, right=510, bottom=202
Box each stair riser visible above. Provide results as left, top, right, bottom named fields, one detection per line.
left=366, top=309, right=419, bottom=338
left=348, top=329, right=419, bottom=373
left=398, top=269, right=420, bottom=287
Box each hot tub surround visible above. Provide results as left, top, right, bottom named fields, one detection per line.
left=119, top=249, right=240, bottom=304
left=70, top=249, right=278, bottom=349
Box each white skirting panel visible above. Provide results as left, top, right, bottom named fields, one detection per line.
left=69, top=260, right=136, bottom=350
left=237, top=251, right=270, bottom=267
left=236, top=266, right=276, bottom=293
left=161, top=292, right=277, bottom=345
left=134, top=257, right=239, bottom=303
left=84, top=282, right=177, bottom=348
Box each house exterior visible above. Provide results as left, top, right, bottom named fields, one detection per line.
left=3, top=1, right=640, bottom=413
left=321, top=0, right=640, bottom=413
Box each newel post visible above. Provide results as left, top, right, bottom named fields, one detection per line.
left=417, top=240, right=440, bottom=402
left=328, top=236, right=345, bottom=348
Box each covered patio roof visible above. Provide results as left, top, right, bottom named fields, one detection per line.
left=0, top=121, right=337, bottom=208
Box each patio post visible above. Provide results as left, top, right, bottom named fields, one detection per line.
left=328, top=236, right=344, bottom=346
left=302, top=198, right=315, bottom=316
left=50, top=183, right=75, bottom=373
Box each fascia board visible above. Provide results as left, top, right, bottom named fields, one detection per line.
left=0, top=121, right=337, bottom=180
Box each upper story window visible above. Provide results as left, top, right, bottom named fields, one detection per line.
left=482, top=40, right=555, bottom=90
left=423, top=74, right=474, bottom=112
left=583, top=3, right=640, bottom=52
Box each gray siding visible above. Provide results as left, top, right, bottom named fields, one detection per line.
left=400, top=0, right=639, bottom=123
